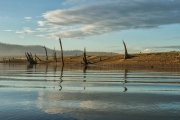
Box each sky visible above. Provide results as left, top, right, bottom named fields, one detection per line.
left=1, top=0, right=180, bottom=53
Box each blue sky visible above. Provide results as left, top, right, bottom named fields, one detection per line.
left=1, top=0, right=180, bottom=53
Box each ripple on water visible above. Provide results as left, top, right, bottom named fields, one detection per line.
left=0, top=63, right=180, bottom=120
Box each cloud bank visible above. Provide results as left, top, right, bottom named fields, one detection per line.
left=152, top=45, right=180, bottom=49
left=37, top=0, right=180, bottom=39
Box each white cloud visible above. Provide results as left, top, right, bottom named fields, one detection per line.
left=3, top=30, right=12, bottom=32
left=36, top=26, right=61, bottom=32
left=24, top=17, right=32, bottom=20
left=38, top=0, right=180, bottom=39
left=142, top=49, right=151, bottom=53
left=15, top=27, right=35, bottom=34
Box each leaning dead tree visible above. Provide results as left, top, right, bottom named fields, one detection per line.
left=83, top=47, right=88, bottom=65
left=59, top=38, right=64, bottom=66
left=35, top=54, right=42, bottom=61
left=122, top=40, right=130, bottom=59
left=42, top=46, right=48, bottom=60
left=25, top=52, right=37, bottom=64
left=53, top=47, right=57, bottom=62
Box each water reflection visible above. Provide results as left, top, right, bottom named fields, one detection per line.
left=83, top=65, right=88, bottom=90
left=60, top=65, right=63, bottom=79
left=26, top=64, right=34, bottom=76
left=27, top=64, right=33, bottom=70
left=123, top=69, right=128, bottom=92
left=124, top=69, right=128, bottom=79
left=45, top=64, right=48, bottom=76
left=83, top=65, right=87, bottom=79
left=59, top=65, right=64, bottom=91
left=1, top=63, right=180, bottom=120
left=53, top=64, right=57, bottom=77
left=123, top=87, right=128, bottom=92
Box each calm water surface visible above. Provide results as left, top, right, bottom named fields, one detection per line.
left=0, top=63, right=180, bottom=120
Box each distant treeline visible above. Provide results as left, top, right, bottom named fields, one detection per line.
left=0, top=42, right=116, bottom=57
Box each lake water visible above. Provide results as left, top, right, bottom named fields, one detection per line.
left=0, top=63, right=180, bottom=120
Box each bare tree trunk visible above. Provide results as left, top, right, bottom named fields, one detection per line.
left=59, top=38, right=64, bottom=66
left=42, top=46, right=48, bottom=60
left=53, top=47, right=57, bottom=62
left=122, top=40, right=130, bottom=59
left=83, top=47, right=88, bottom=65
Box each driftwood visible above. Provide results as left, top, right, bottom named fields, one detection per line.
left=59, top=38, right=64, bottom=66
left=42, top=46, right=48, bottom=60
left=122, top=40, right=130, bottom=59
left=25, top=52, right=37, bottom=64
left=83, top=47, right=88, bottom=65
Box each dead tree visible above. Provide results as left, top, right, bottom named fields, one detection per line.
left=27, top=52, right=36, bottom=64
left=25, top=52, right=37, bottom=64
left=42, top=46, right=48, bottom=60
left=25, top=52, right=30, bottom=61
left=83, top=47, right=88, bottom=65
left=122, top=40, right=130, bottom=59
left=30, top=53, right=33, bottom=59
left=59, top=38, right=64, bottom=66
left=25, top=53, right=29, bottom=61
left=53, top=47, right=57, bottom=62
left=35, top=54, right=42, bottom=61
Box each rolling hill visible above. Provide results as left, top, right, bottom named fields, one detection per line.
left=0, top=42, right=114, bottom=57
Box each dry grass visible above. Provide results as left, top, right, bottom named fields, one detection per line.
left=1, top=52, right=180, bottom=68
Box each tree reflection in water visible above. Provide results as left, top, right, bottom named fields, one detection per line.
left=123, top=69, right=128, bottom=92
left=59, top=65, right=64, bottom=91
left=83, top=65, right=88, bottom=90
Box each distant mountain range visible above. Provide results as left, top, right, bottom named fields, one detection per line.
left=0, top=42, right=115, bottom=57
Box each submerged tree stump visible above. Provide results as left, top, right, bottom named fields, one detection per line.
left=25, top=52, right=37, bottom=64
